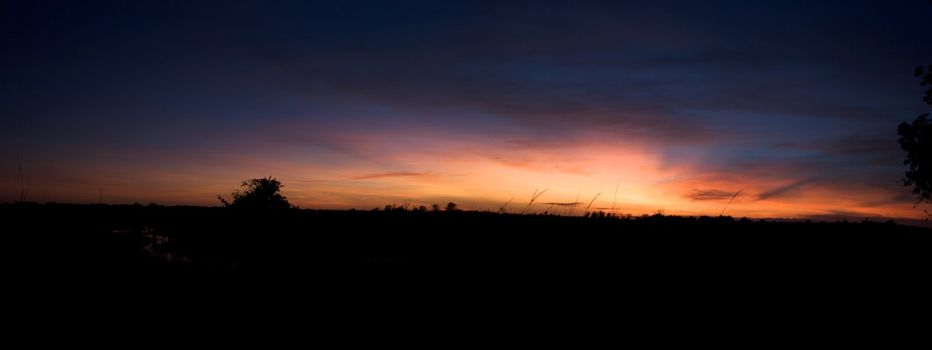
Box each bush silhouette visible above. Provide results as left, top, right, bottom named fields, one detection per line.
left=219, top=177, right=292, bottom=209
left=898, top=65, right=932, bottom=204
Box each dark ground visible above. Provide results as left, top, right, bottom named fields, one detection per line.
left=4, top=202, right=931, bottom=280
left=3, top=202, right=932, bottom=328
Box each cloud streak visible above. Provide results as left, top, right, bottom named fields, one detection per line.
left=351, top=172, right=431, bottom=180
left=757, top=180, right=816, bottom=201
left=688, top=190, right=738, bottom=201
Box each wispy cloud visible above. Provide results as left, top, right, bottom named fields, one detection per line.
left=541, top=202, right=583, bottom=207
left=757, top=180, right=815, bottom=200
left=687, top=189, right=737, bottom=201
left=351, top=172, right=430, bottom=180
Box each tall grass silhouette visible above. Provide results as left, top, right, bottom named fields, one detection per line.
left=586, top=193, right=601, bottom=212
left=720, top=189, right=743, bottom=216
left=523, top=188, right=549, bottom=214
left=610, top=181, right=619, bottom=214
left=499, top=197, right=515, bottom=213
left=570, top=191, right=580, bottom=216
left=17, top=154, right=25, bottom=202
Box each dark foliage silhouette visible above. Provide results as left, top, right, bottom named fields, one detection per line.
left=898, top=65, right=932, bottom=204
left=218, top=176, right=292, bottom=209
left=919, top=65, right=932, bottom=106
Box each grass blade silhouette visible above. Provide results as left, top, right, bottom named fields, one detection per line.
left=720, top=189, right=743, bottom=216
left=523, top=188, right=549, bottom=214
left=17, top=154, right=25, bottom=202
left=570, top=190, right=580, bottom=216
left=586, top=193, right=601, bottom=211
left=499, top=197, right=515, bottom=213
left=610, top=181, right=619, bottom=214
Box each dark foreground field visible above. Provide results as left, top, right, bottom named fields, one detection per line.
left=4, top=202, right=931, bottom=284
left=2, top=202, right=929, bottom=341
left=6, top=202, right=932, bottom=331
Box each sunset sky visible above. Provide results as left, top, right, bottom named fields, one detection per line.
left=2, top=1, right=931, bottom=220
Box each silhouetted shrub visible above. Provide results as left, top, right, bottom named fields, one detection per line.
left=219, top=177, right=292, bottom=209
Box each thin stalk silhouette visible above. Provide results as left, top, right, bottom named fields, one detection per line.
left=610, top=181, right=619, bottom=214
left=499, top=197, right=515, bottom=213
left=17, top=154, right=25, bottom=202
left=570, top=190, right=580, bottom=216
left=586, top=192, right=601, bottom=211
left=720, top=189, right=743, bottom=216
left=523, top=188, right=549, bottom=214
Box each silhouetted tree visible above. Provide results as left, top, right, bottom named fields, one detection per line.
left=899, top=115, right=931, bottom=204
left=219, top=177, right=292, bottom=209
left=431, top=204, right=440, bottom=212
left=445, top=202, right=458, bottom=211
left=918, top=65, right=932, bottom=106
left=898, top=66, right=932, bottom=204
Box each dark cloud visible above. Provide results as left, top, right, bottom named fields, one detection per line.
left=232, top=1, right=929, bottom=155
left=774, top=134, right=901, bottom=159
left=861, top=192, right=919, bottom=207
left=541, top=202, right=583, bottom=207
left=688, top=190, right=738, bottom=201
left=757, top=180, right=816, bottom=200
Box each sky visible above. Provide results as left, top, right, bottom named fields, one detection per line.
left=2, top=0, right=931, bottom=221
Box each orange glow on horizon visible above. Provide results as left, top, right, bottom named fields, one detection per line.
left=1, top=125, right=924, bottom=222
